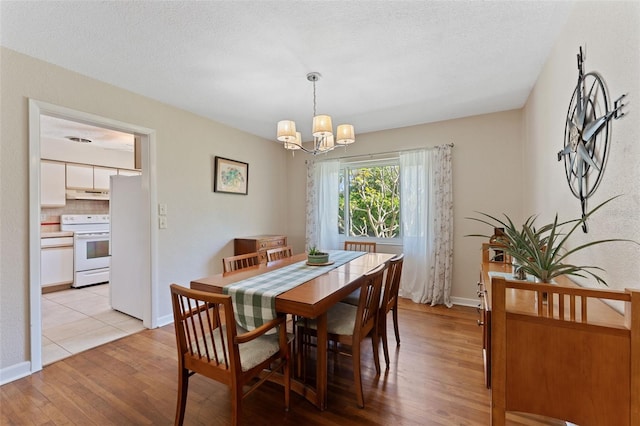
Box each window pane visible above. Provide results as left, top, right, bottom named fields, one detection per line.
left=344, top=164, right=400, bottom=238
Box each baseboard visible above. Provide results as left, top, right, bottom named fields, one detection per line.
left=0, top=361, right=31, bottom=385
left=450, top=296, right=480, bottom=308
left=154, top=313, right=174, bottom=328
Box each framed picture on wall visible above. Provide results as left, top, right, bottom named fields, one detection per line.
left=214, top=156, right=249, bottom=195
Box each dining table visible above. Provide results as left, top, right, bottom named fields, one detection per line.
left=190, top=250, right=395, bottom=410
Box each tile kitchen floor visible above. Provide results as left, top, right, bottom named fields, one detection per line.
left=42, top=283, right=144, bottom=366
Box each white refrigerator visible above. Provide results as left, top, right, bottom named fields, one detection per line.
left=109, top=174, right=149, bottom=320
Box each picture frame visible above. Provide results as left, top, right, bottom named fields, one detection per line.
left=214, top=156, right=249, bottom=195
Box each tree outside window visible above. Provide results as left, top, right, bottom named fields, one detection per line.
left=338, top=161, right=400, bottom=239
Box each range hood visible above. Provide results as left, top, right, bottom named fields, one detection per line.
left=65, top=189, right=109, bottom=201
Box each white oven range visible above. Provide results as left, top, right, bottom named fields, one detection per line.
left=61, top=214, right=110, bottom=287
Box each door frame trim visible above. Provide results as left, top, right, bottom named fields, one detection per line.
left=28, top=99, right=158, bottom=372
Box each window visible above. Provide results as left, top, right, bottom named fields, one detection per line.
left=338, top=158, right=400, bottom=240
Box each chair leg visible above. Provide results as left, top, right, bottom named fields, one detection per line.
left=230, top=384, right=243, bottom=426
left=296, top=321, right=315, bottom=380
left=371, top=330, right=381, bottom=376
left=352, top=341, right=365, bottom=408
left=289, top=339, right=296, bottom=379
left=175, top=367, right=189, bottom=426
left=392, top=306, right=400, bottom=345
left=284, top=351, right=291, bottom=412
left=296, top=325, right=304, bottom=378
left=380, top=314, right=390, bottom=368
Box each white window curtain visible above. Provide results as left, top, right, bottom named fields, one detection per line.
left=305, top=160, right=340, bottom=251
left=399, top=145, right=453, bottom=307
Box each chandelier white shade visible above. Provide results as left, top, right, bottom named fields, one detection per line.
left=312, top=114, right=332, bottom=137
left=336, top=124, right=355, bottom=144
left=276, top=72, right=355, bottom=155
left=276, top=120, right=296, bottom=141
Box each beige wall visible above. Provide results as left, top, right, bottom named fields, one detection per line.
left=0, top=48, right=289, bottom=372
left=284, top=110, right=525, bottom=305
left=4, top=0, right=637, bottom=380
left=523, top=0, right=640, bottom=294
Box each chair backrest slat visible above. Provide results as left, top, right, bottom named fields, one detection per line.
left=266, top=246, right=293, bottom=263
left=382, top=254, right=404, bottom=314
left=355, top=263, right=385, bottom=339
left=344, top=241, right=377, bottom=253
left=171, top=284, right=236, bottom=370
left=222, top=252, right=261, bottom=273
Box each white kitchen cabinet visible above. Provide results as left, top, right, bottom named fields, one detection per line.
left=66, top=163, right=117, bottom=191
left=118, top=169, right=142, bottom=176
left=66, top=163, right=94, bottom=190
left=41, top=237, right=74, bottom=288
left=40, top=160, right=66, bottom=207
left=94, top=166, right=118, bottom=190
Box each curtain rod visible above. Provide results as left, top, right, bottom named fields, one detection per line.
left=305, top=142, right=454, bottom=164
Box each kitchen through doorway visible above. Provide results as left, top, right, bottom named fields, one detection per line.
left=29, top=100, right=157, bottom=373
left=39, top=114, right=144, bottom=365
left=42, top=283, right=143, bottom=365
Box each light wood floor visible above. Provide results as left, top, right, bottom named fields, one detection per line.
left=1, top=299, right=566, bottom=425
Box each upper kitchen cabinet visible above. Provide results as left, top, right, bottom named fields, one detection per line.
left=66, top=163, right=93, bottom=190
left=66, top=163, right=117, bottom=191
left=41, top=160, right=66, bottom=207
left=94, top=166, right=118, bottom=191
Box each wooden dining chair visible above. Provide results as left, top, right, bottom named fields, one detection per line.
left=266, top=246, right=293, bottom=263
left=170, top=284, right=290, bottom=426
left=222, top=252, right=261, bottom=274
left=344, top=240, right=377, bottom=253
left=296, top=263, right=385, bottom=408
left=378, top=253, right=404, bottom=368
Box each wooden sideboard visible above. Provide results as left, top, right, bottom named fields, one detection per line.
left=234, top=235, right=287, bottom=264
left=478, top=248, right=640, bottom=425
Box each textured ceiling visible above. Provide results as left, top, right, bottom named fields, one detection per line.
left=1, top=1, right=573, bottom=143
left=40, top=115, right=135, bottom=152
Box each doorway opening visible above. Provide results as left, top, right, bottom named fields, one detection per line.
left=29, top=100, right=157, bottom=372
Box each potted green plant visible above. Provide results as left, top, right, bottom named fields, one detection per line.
left=466, top=196, right=636, bottom=286
left=307, top=246, right=329, bottom=265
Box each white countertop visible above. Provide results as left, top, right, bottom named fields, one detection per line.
left=41, top=231, right=74, bottom=238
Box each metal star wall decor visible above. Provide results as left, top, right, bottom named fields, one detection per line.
left=558, top=46, right=627, bottom=233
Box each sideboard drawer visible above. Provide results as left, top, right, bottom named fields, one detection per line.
left=260, top=238, right=286, bottom=249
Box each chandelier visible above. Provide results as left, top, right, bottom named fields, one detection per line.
left=276, top=72, right=355, bottom=155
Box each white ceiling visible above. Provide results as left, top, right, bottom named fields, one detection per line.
left=40, top=115, right=135, bottom=152
left=1, top=1, right=574, bottom=144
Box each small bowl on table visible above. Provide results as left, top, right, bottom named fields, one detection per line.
left=307, top=252, right=329, bottom=265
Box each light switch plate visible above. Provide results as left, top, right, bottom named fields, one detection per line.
left=158, top=203, right=167, bottom=215
left=159, top=216, right=167, bottom=229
